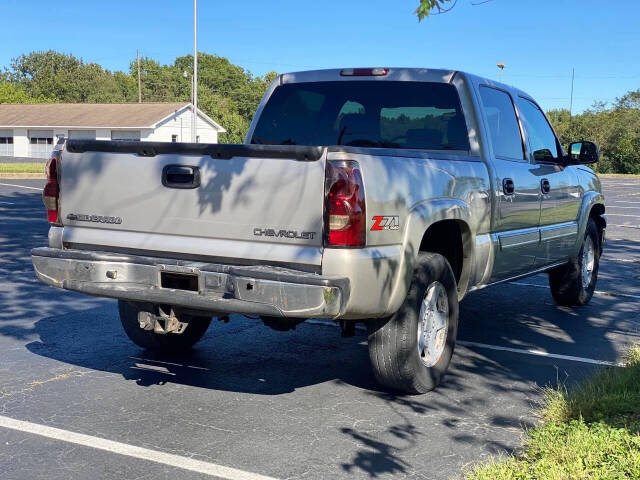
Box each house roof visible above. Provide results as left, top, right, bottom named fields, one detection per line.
left=0, top=102, right=225, bottom=132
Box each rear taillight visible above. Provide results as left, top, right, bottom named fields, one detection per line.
left=43, top=152, right=60, bottom=225
left=324, top=160, right=365, bottom=247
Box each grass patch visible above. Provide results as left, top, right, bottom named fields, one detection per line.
left=598, top=173, right=640, bottom=178
left=463, top=346, right=640, bottom=480
left=0, top=162, right=46, bottom=174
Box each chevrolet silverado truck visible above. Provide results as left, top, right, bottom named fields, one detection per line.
left=32, top=68, right=605, bottom=394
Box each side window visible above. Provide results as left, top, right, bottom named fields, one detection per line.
left=479, top=86, right=524, bottom=160
left=517, top=98, right=560, bottom=162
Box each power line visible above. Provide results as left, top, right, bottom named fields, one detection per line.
left=136, top=49, right=142, bottom=103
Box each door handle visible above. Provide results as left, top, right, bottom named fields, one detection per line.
left=162, top=165, right=200, bottom=189
left=541, top=178, right=551, bottom=194
left=502, top=178, right=515, bottom=196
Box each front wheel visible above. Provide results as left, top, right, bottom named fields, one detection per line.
left=367, top=253, right=459, bottom=394
left=548, top=218, right=600, bottom=306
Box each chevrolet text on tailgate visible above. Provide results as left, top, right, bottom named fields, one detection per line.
left=32, top=68, right=605, bottom=394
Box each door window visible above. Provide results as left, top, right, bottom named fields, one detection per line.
left=479, top=87, right=524, bottom=161
left=517, top=98, right=560, bottom=162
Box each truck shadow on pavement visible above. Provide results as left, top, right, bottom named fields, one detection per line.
left=18, top=297, right=618, bottom=478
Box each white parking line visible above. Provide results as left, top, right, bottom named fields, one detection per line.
left=609, top=224, right=640, bottom=229
left=607, top=205, right=640, bottom=209
left=607, top=257, right=640, bottom=264
left=510, top=282, right=640, bottom=300
left=456, top=341, right=622, bottom=367
left=0, top=182, right=43, bottom=191
left=606, top=213, right=640, bottom=218
left=612, top=200, right=640, bottom=204
left=0, top=415, right=279, bottom=480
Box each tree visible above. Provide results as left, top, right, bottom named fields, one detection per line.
left=198, top=90, right=249, bottom=144
left=547, top=91, right=640, bottom=175
left=8, top=50, right=133, bottom=103
left=129, top=57, right=186, bottom=102
left=0, top=81, right=34, bottom=103
left=125, top=52, right=275, bottom=142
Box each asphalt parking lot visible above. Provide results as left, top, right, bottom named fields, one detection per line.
left=1, top=177, right=639, bottom=480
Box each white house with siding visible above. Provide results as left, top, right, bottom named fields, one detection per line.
left=0, top=102, right=225, bottom=159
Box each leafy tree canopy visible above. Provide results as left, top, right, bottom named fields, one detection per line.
left=0, top=81, right=39, bottom=103
left=548, top=91, right=640, bottom=174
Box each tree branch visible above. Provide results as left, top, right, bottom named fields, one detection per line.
left=416, top=0, right=495, bottom=21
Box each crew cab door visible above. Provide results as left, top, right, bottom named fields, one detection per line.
left=515, top=97, right=581, bottom=267
left=478, top=86, right=542, bottom=281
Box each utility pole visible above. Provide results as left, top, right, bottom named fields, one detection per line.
left=569, top=68, right=575, bottom=118
left=137, top=49, right=142, bottom=103
left=192, top=0, right=198, bottom=143
left=497, top=62, right=505, bottom=83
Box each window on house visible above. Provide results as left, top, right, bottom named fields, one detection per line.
left=30, top=137, right=53, bottom=145
left=111, top=130, right=141, bottom=141
left=172, top=134, right=178, bottom=142
left=28, top=131, right=54, bottom=158
left=0, top=135, right=13, bottom=156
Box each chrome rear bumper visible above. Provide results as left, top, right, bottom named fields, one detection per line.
left=31, top=248, right=349, bottom=318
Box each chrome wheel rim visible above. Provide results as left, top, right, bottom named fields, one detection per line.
left=417, top=281, right=449, bottom=367
left=581, top=236, right=595, bottom=289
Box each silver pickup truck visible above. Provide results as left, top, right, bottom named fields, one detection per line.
left=32, top=68, right=605, bottom=394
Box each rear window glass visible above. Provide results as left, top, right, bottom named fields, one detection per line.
left=251, top=81, right=469, bottom=151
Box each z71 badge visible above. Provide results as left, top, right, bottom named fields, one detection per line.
left=371, top=215, right=400, bottom=231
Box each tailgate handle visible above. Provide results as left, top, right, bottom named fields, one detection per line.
left=162, top=165, right=200, bottom=189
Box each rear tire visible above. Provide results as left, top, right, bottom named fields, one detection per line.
left=548, top=218, right=600, bottom=306
left=118, top=300, right=211, bottom=352
left=367, top=253, right=459, bottom=394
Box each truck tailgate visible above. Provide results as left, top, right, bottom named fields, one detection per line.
left=59, top=141, right=327, bottom=267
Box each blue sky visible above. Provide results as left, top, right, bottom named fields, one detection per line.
left=1, top=0, right=638, bottom=112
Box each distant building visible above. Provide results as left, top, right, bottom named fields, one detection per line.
left=0, top=102, right=226, bottom=158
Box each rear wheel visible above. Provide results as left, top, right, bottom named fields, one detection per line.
left=367, top=253, right=459, bottom=394
left=118, top=300, right=211, bottom=352
left=548, top=218, right=600, bottom=306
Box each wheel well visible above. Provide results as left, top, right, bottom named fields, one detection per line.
left=419, top=220, right=471, bottom=290
left=589, top=203, right=606, bottom=253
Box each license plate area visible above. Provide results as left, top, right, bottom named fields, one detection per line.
left=160, top=271, right=199, bottom=292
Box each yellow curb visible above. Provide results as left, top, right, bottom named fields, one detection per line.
left=0, top=173, right=46, bottom=179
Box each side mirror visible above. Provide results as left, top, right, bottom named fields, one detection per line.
left=568, top=141, right=599, bottom=164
